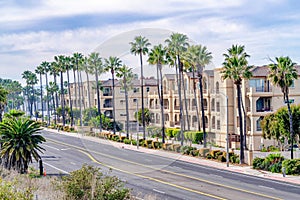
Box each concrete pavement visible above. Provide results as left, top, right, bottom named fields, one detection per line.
left=43, top=128, right=300, bottom=185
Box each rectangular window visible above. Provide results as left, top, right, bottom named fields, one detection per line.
left=290, top=80, right=295, bottom=88
left=217, top=120, right=221, bottom=130
left=133, top=88, right=140, bottom=93
left=146, top=87, right=150, bottom=92
left=216, top=102, right=220, bottom=112
left=120, top=100, right=125, bottom=105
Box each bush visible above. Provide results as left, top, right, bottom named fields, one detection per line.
left=210, top=150, right=221, bottom=159
left=61, top=164, right=130, bottom=200
left=152, top=141, right=162, bottom=149
left=162, top=143, right=172, bottom=150
left=180, top=146, right=196, bottom=155
left=144, top=140, right=153, bottom=148
left=253, top=157, right=264, bottom=169
left=199, top=148, right=210, bottom=157
left=123, top=139, right=131, bottom=145
left=217, top=155, right=226, bottom=162
left=166, top=128, right=179, bottom=138
left=131, top=140, right=137, bottom=146
left=173, top=129, right=181, bottom=140
left=170, top=144, right=181, bottom=152
left=230, top=154, right=239, bottom=164
left=252, top=154, right=284, bottom=172
left=190, top=149, right=199, bottom=157
left=282, top=159, right=300, bottom=175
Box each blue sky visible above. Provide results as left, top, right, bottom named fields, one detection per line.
left=1, top=0, right=300, bottom=84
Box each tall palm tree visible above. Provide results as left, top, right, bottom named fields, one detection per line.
left=49, top=61, right=60, bottom=113
left=72, top=53, right=84, bottom=126
left=40, top=61, right=51, bottom=126
left=165, top=33, right=189, bottom=145
left=104, top=56, right=122, bottom=135
left=55, top=55, right=67, bottom=126
left=148, top=44, right=168, bottom=143
left=48, top=81, right=59, bottom=125
left=64, top=56, right=74, bottom=126
left=130, top=36, right=151, bottom=139
left=221, top=44, right=252, bottom=164
left=116, top=65, right=134, bottom=138
left=22, top=70, right=38, bottom=119
left=83, top=57, right=92, bottom=109
left=87, top=52, right=104, bottom=132
left=0, top=86, right=8, bottom=122
left=185, top=45, right=212, bottom=146
left=35, top=65, right=45, bottom=123
left=268, top=56, right=298, bottom=159
left=0, top=117, right=46, bottom=173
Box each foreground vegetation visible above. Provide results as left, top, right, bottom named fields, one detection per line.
left=0, top=165, right=131, bottom=200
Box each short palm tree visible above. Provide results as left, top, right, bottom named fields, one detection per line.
left=221, top=44, right=252, bottom=164
left=104, top=56, right=122, bottom=134
left=268, top=56, right=298, bottom=159
left=165, top=33, right=189, bottom=145
left=116, top=65, right=134, bottom=138
left=130, top=36, right=151, bottom=140
left=0, top=117, right=46, bottom=173
left=148, top=44, right=168, bottom=143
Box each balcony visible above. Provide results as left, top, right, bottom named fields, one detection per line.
left=103, top=103, right=112, bottom=108
left=247, top=86, right=272, bottom=97
left=103, top=91, right=112, bottom=96
left=257, top=107, right=273, bottom=112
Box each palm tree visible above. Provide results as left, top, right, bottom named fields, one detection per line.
left=0, top=117, right=46, bottom=173
left=165, top=33, right=189, bottom=145
left=87, top=52, right=104, bottom=132
left=148, top=44, right=168, bottom=143
left=40, top=61, right=51, bottom=126
left=72, top=53, right=84, bottom=126
left=48, top=81, right=59, bottom=124
left=64, top=56, right=74, bottom=126
left=49, top=61, right=60, bottom=113
left=185, top=45, right=212, bottom=146
left=268, top=56, right=298, bottom=159
left=22, top=70, right=38, bottom=119
left=116, top=65, right=134, bottom=138
left=130, top=36, right=151, bottom=140
left=0, top=86, right=8, bottom=122
left=35, top=65, right=45, bottom=123
left=55, top=55, right=67, bottom=126
left=104, top=56, right=122, bottom=135
left=221, top=44, right=252, bottom=164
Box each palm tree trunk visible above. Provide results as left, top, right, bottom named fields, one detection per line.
left=177, top=55, right=184, bottom=145
left=285, top=94, right=295, bottom=159
left=32, top=86, right=38, bottom=121
left=159, top=64, right=165, bottom=143
left=192, top=67, right=201, bottom=131
left=51, top=91, right=56, bottom=125
left=54, top=75, right=59, bottom=111
left=112, top=72, right=116, bottom=134
left=124, top=78, right=129, bottom=138
left=45, top=74, right=50, bottom=126
left=198, top=70, right=207, bottom=147
left=139, top=52, right=146, bottom=139
left=86, top=72, right=92, bottom=122
left=39, top=73, right=44, bottom=122
left=95, top=69, right=102, bottom=132
left=241, top=98, right=247, bottom=150
left=60, top=71, right=65, bottom=126
left=73, top=69, right=78, bottom=109
left=67, top=69, right=74, bottom=127
left=237, top=83, right=244, bottom=164
left=182, top=70, right=190, bottom=130
left=79, top=71, right=86, bottom=110
left=77, top=67, right=82, bottom=126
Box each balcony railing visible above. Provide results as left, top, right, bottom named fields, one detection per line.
left=256, top=107, right=273, bottom=112
left=247, top=86, right=272, bottom=93
left=103, top=103, right=112, bottom=108
left=103, top=92, right=112, bottom=96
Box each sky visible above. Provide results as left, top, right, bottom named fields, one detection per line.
left=1, top=0, right=300, bottom=85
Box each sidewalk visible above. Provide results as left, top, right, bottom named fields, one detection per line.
left=44, top=128, right=300, bottom=185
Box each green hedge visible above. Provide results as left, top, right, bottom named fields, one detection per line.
left=252, top=154, right=284, bottom=173
left=184, top=131, right=203, bottom=144
left=282, top=159, right=300, bottom=175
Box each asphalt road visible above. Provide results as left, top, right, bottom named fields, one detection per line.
left=39, top=130, right=300, bottom=200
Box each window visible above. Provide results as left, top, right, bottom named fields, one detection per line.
left=256, top=116, right=264, bottom=131
left=217, top=120, right=220, bottom=130
left=133, top=88, right=139, bottom=93
left=120, top=100, right=125, bottom=105
left=216, top=82, right=219, bottom=94
left=290, top=80, right=295, bottom=88
left=211, top=99, right=215, bottom=111
left=120, top=89, right=125, bottom=93
left=133, top=98, right=138, bottom=103
left=212, top=116, right=215, bottom=129
left=146, top=87, right=150, bottom=92
left=216, top=102, right=220, bottom=112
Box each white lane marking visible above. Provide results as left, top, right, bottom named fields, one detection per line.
left=144, top=159, right=152, bottom=162
left=60, top=148, right=70, bottom=151
left=209, top=174, right=223, bottom=178
left=258, top=185, right=274, bottom=190
left=43, top=144, right=60, bottom=151
left=153, top=188, right=165, bottom=194
left=70, top=162, right=76, bottom=165
left=43, top=162, right=69, bottom=174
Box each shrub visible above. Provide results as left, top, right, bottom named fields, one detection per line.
left=217, top=155, right=226, bottom=162
left=166, top=128, right=179, bottom=138
left=252, top=154, right=284, bottom=172
left=61, top=164, right=130, bottom=200
left=253, top=157, right=264, bottom=169
left=190, top=149, right=199, bottom=157
left=131, top=140, right=137, bottom=146
left=63, top=126, right=70, bottom=132
left=162, top=143, right=172, bottom=150
left=152, top=141, right=161, bottom=149
left=230, top=154, right=239, bottom=163
left=180, top=146, right=196, bottom=155
left=170, top=144, right=181, bottom=152
left=144, top=140, right=153, bottom=148
left=119, top=136, right=127, bottom=142
left=123, top=139, right=131, bottom=145
left=173, top=129, right=181, bottom=140
left=282, top=159, right=300, bottom=175
left=210, top=150, right=220, bottom=159
left=199, top=148, right=210, bottom=157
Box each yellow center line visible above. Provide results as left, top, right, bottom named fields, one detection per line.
left=77, top=149, right=226, bottom=200
left=47, top=138, right=282, bottom=200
